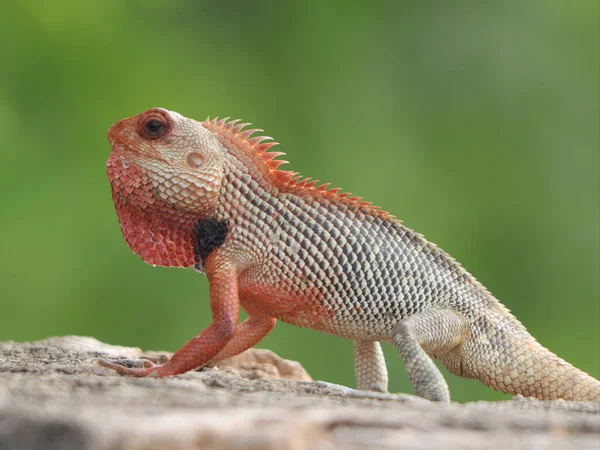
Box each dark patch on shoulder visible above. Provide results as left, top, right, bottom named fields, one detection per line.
left=193, top=218, right=229, bottom=269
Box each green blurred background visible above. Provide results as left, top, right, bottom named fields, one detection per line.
left=1, top=1, right=598, bottom=402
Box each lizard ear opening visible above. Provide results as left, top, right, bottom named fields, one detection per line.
left=186, top=152, right=204, bottom=169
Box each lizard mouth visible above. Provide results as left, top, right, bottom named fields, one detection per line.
left=107, top=121, right=135, bottom=154
left=107, top=119, right=138, bottom=153
left=107, top=121, right=164, bottom=162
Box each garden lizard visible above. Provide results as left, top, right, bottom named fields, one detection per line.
left=101, top=108, right=600, bottom=402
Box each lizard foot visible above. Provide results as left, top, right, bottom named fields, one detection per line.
left=94, top=358, right=166, bottom=378
left=312, top=380, right=430, bottom=404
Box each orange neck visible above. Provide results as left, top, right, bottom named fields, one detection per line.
left=106, top=152, right=197, bottom=268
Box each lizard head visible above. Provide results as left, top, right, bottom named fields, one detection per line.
left=107, top=108, right=226, bottom=215
left=106, top=108, right=227, bottom=268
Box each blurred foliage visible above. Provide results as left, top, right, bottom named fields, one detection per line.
left=0, top=1, right=598, bottom=402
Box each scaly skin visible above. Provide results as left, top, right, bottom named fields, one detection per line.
left=102, top=108, right=600, bottom=402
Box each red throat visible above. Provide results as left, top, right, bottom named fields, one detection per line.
left=106, top=152, right=197, bottom=268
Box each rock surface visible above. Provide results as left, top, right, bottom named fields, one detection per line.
left=0, top=336, right=598, bottom=450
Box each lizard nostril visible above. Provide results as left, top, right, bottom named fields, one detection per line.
left=186, top=152, right=204, bottom=169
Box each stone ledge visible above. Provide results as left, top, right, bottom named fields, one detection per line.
left=0, top=336, right=598, bottom=450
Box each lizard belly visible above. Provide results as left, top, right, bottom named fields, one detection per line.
left=239, top=281, right=334, bottom=328
left=238, top=275, right=401, bottom=342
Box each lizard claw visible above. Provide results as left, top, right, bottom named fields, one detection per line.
left=140, top=354, right=171, bottom=365
left=94, top=358, right=164, bottom=378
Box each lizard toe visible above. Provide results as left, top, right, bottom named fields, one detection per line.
left=94, top=358, right=162, bottom=377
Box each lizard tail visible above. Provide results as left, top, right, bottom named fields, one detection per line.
left=498, top=339, right=599, bottom=401
left=460, top=313, right=600, bottom=401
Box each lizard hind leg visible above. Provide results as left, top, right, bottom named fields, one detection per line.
left=393, top=309, right=470, bottom=402
left=353, top=340, right=389, bottom=392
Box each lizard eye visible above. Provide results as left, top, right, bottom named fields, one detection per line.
left=186, top=152, right=204, bottom=169
left=141, top=117, right=165, bottom=139
left=138, top=110, right=171, bottom=140
left=145, top=119, right=163, bottom=135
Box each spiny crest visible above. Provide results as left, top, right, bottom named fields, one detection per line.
left=203, top=117, right=392, bottom=218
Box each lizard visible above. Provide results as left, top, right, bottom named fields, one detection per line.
left=100, top=107, right=600, bottom=402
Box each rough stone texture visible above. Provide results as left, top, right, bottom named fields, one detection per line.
left=0, top=336, right=598, bottom=450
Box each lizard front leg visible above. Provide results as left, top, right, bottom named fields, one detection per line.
left=97, top=260, right=239, bottom=377
left=136, top=315, right=276, bottom=369
left=353, top=340, right=388, bottom=392
left=204, top=315, right=276, bottom=366
left=393, top=309, right=470, bottom=402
